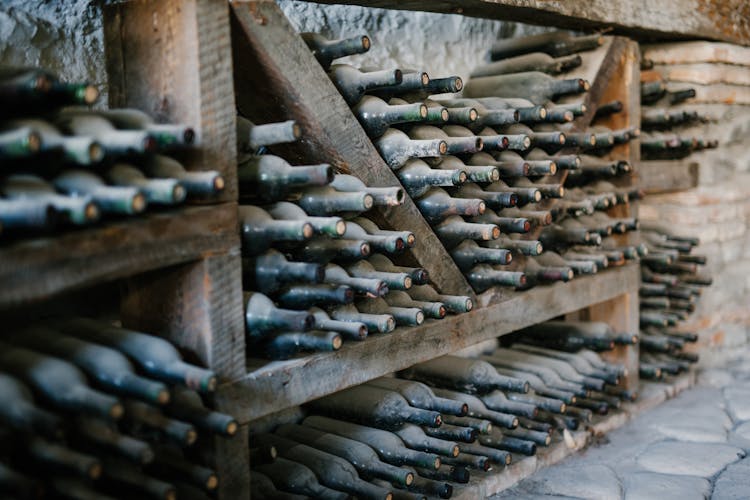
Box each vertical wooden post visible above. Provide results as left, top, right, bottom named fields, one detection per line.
left=103, top=1, right=248, bottom=497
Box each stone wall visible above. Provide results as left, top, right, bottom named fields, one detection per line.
left=639, top=102, right=750, bottom=364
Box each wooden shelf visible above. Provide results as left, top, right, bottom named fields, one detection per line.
left=0, top=203, right=239, bottom=310
left=301, top=0, right=750, bottom=46
left=218, top=264, right=639, bottom=423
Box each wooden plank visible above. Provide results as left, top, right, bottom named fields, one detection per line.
left=653, top=63, right=750, bottom=86
left=103, top=0, right=239, bottom=201
left=218, top=264, right=639, bottom=423
left=638, top=160, right=699, bottom=193
left=229, top=1, right=475, bottom=298
left=644, top=41, right=750, bottom=66
left=0, top=204, right=239, bottom=310
left=302, top=0, right=750, bottom=46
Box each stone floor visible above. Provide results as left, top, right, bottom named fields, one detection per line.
left=492, top=350, right=750, bottom=499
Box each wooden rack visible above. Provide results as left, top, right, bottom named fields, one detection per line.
left=6, top=0, right=647, bottom=497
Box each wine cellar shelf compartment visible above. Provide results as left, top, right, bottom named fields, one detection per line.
left=65, top=0, right=648, bottom=498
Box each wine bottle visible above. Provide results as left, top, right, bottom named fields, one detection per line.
left=400, top=355, right=530, bottom=394
left=375, top=128, right=447, bottom=170
left=491, top=364, right=579, bottom=403
left=276, top=284, right=355, bottom=309
left=256, top=433, right=395, bottom=499
left=0, top=342, right=123, bottom=420
left=415, top=463, right=469, bottom=484
left=244, top=291, right=315, bottom=337
left=9, top=326, right=169, bottom=405
left=422, top=422, right=477, bottom=443
left=121, top=399, right=196, bottom=447
left=460, top=441, right=512, bottom=466
left=397, top=158, right=465, bottom=198
left=52, top=169, right=146, bottom=215
left=99, top=457, right=177, bottom=499
left=301, top=32, right=371, bottom=69
left=353, top=96, right=427, bottom=137
left=303, top=415, right=441, bottom=469
left=295, top=185, right=374, bottom=216
left=471, top=52, right=582, bottom=78
left=310, top=307, right=368, bottom=340
left=276, top=424, right=414, bottom=486
left=431, top=97, right=520, bottom=129
left=433, top=216, right=500, bottom=248
left=146, top=447, right=217, bottom=492
left=54, top=317, right=217, bottom=393
left=465, top=264, right=527, bottom=291
left=450, top=239, right=512, bottom=271
left=0, top=373, right=62, bottom=438
left=479, top=432, right=536, bottom=456
left=250, top=471, right=307, bottom=500
left=440, top=452, right=491, bottom=471
left=6, top=118, right=102, bottom=164
left=254, top=456, right=349, bottom=499
left=479, top=390, right=538, bottom=419
left=106, top=163, right=186, bottom=205
left=481, top=235, right=542, bottom=257
left=524, top=256, right=575, bottom=284
left=330, top=304, right=396, bottom=333
left=165, top=387, right=237, bottom=437
left=452, top=182, right=520, bottom=209
left=539, top=221, right=601, bottom=248
left=258, top=331, right=342, bottom=360
left=237, top=155, right=332, bottom=201
left=236, top=116, right=301, bottom=152
left=2, top=174, right=100, bottom=225
left=323, top=263, right=388, bottom=297
left=346, top=260, right=412, bottom=290
left=95, top=108, right=195, bottom=149
left=408, top=125, right=483, bottom=155
left=354, top=217, right=416, bottom=249
left=328, top=64, right=402, bottom=105
left=470, top=97, right=547, bottom=124
left=307, top=385, right=441, bottom=428
left=266, top=201, right=345, bottom=237
left=393, top=424, right=460, bottom=457
left=495, top=150, right=557, bottom=176
left=488, top=32, right=604, bottom=60
left=464, top=72, right=589, bottom=104
left=291, top=238, right=371, bottom=263
left=143, top=156, right=211, bottom=202
left=54, top=111, right=157, bottom=155
left=488, top=348, right=606, bottom=391
left=415, top=187, right=485, bottom=223
left=408, top=284, right=474, bottom=314
left=26, top=435, right=102, bottom=479
left=430, top=388, right=519, bottom=429
left=343, top=221, right=406, bottom=253
left=243, top=249, right=323, bottom=294
left=356, top=298, right=424, bottom=326
left=367, top=377, right=467, bottom=416
left=239, top=205, right=313, bottom=256
left=384, top=290, right=446, bottom=319
left=331, top=174, right=405, bottom=207
left=369, top=254, right=428, bottom=285
left=72, top=416, right=154, bottom=465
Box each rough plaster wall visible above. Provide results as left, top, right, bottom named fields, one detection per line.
left=277, top=0, right=549, bottom=82
left=0, top=1, right=105, bottom=89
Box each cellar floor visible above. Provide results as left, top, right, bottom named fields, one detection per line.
left=492, top=347, right=750, bottom=499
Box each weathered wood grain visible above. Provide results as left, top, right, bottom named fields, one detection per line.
left=0, top=204, right=239, bottom=310
left=218, top=264, right=639, bottom=423
left=654, top=63, right=750, bottom=86
left=644, top=41, right=750, bottom=65
left=638, top=160, right=700, bottom=193
left=229, top=1, right=475, bottom=298
left=303, top=0, right=750, bottom=46
left=104, top=0, right=239, bottom=201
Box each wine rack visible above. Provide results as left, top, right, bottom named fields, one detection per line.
left=3, top=0, right=656, bottom=498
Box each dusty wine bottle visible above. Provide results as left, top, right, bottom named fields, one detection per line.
left=356, top=297, right=424, bottom=326
left=106, top=163, right=186, bottom=205
left=466, top=264, right=527, bottom=291
left=2, top=174, right=99, bottom=225
left=243, top=249, right=323, bottom=294
left=488, top=32, right=604, bottom=60
left=54, top=111, right=156, bottom=156
left=266, top=201, right=345, bottom=238
left=375, top=128, right=447, bottom=170
left=258, top=331, right=342, bottom=359
left=53, top=169, right=146, bottom=215
left=331, top=174, right=405, bottom=207
left=295, top=185, right=374, bottom=216
left=408, top=284, right=474, bottom=314
left=9, top=326, right=169, bottom=405
left=400, top=355, right=530, bottom=394
left=433, top=216, right=500, bottom=248
left=464, top=72, right=589, bottom=105
left=328, top=64, right=402, bottom=105
left=291, top=238, right=371, bottom=264
left=450, top=239, right=512, bottom=271
left=0, top=373, right=62, bottom=438
left=353, top=96, right=427, bottom=137
left=238, top=155, right=332, bottom=201
left=54, top=317, right=217, bottom=393
left=330, top=304, right=396, bottom=333
left=415, top=187, right=485, bottom=223
left=121, top=399, right=197, bottom=448
left=239, top=205, right=314, bottom=256
left=255, top=456, right=349, bottom=499
left=6, top=118, right=102, bottom=164
left=471, top=52, right=582, bottom=78
left=244, top=291, right=315, bottom=337
left=96, top=108, right=195, bottom=149
left=302, top=32, right=371, bottom=69
left=310, top=307, right=368, bottom=340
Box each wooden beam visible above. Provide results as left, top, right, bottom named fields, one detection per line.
left=643, top=41, right=750, bottom=65
left=103, top=0, right=239, bottom=201
left=218, top=264, right=640, bottom=423
left=0, top=204, right=239, bottom=310
left=303, top=0, right=750, bottom=46
left=229, top=0, right=475, bottom=298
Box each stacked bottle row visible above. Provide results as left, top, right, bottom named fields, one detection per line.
left=250, top=326, right=629, bottom=499
left=0, top=317, right=237, bottom=499
left=236, top=114, right=472, bottom=360
left=303, top=31, right=639, bottom=295
left=0, top=66, right=226, bottom=239
left=637, top=225, right=711, bottom=379
left=639, top=72, right=717, bottom=160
